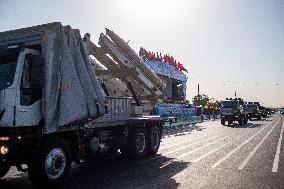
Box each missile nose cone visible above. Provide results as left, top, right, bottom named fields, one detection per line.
left=83, top=33, right=91, bottom=41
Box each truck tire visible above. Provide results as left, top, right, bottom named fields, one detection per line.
left=238, top=119, right=243, bottom=125
left=0, top=162, right=10, bottom=178
left=243, top=117, right=248, bottom=124
left=221, top=119, right=225, bottom=125
left=147, top=126, right=161, bottom=155
left=121, top=128, right=147, bottom=159
left=28, top=138, right=71, bottom=187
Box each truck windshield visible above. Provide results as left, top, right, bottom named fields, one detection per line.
left=221, top=100, right=239, bottom=108
left=246, top=104, right=258, bottom=109
left=0, top=49, right=19, bottom=90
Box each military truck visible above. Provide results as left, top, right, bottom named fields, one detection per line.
left=245, top=103, right=262, bottom=120
left=220, top=98, right=248, bottom=126
left=0, top=23, right=164, bottom=186
left=259, top=106, right=268, bottom=118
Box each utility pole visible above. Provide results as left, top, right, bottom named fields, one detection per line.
left=197, top=83, right=200, bottom=106
left=198, top=83, right=200, bottom=96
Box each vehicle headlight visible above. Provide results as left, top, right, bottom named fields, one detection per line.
left=0, top=145, right=9, bottom=155
left=0, top=137, right=9, bottom=141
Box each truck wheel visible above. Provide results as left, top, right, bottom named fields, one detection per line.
left=221, top=119, right=225, bottom=125
left=0, top=162, right=10, bottom=178
left=121, top=128, right=147, bottom=159
left=28, top=138, right=71, bottom=187
left=147, top=126, right=161, bottom=155
left=238, top=119, right=243, bottom=125
left=243, top=117, right=248, bottom=124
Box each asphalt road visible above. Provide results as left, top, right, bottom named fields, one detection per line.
left=1, top=114, right=284, bottom=189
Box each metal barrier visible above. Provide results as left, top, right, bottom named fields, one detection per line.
left=164, top=116, right=202, bottom=127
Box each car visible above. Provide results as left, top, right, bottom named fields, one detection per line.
left=280, top=108, right=284, bottom=114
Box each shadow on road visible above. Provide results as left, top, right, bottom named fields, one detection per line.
left=64, top=154, right=188, bottom=189
left=0, top=154, right=189, bottom=189
left=163, top=124, right=205, bottom=137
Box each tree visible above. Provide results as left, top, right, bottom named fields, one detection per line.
left=193, top=94, right=209, bottom=107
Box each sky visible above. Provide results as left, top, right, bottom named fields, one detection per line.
left=0, top=0, right=283, bottom=107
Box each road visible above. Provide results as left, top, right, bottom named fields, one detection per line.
left=1, top=114, right=284, bottom=189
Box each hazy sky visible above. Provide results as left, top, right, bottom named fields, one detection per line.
left=0, top=0, right=283, bottom=107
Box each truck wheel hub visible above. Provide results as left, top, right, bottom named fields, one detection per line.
left=45, top=148, right=66, bottom=179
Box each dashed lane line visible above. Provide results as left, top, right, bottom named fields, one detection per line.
left=211, top=120, right=278, bottom=168
left=160, top=120, right=249, bottom=146
left=272, top=119, right=284, bottom=172
left=177, top=127, right=249, bottom=159
left=238, top=119, right=281, bottom=170
left=192, top=124, right=258, bottom=163
left=159, top=127, right=250, bottom=168
left=160, top=119, right=267, bottom=148
left=140, top=129, right=234, bottom=164
left=159, top=126, right=232, bottom=150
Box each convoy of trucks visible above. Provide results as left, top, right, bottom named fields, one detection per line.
left=0, top=22, right=277, bottom=186
left=0, top=22, right=202, bottom=186
left=220, top=98, right=275, bottom=126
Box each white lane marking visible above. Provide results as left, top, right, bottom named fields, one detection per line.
left=162, top=130, right=232, bottom=156
left=161, top=121, right=225, bottom=144
left=238, top=119, right=281, bottom=170
left=160, top=125, right=255, bottom=168
left=161, top=120, right=235, bottom=141
left=272, top=120, right=284, bottom=172
left=161, top=119, right=264, bottom=146
left=140, top=129, right=233, bottom=164
left=160, top=160, right=175, bottom=168
left=192, top=125, right=257, bottom=163
left=160, top=127, right=231, bottom=150
left=177, top=128, right=246, bottom=159
left=211, top=120, right=277, bottom=168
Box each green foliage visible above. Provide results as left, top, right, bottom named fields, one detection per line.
left=193, top=94, right=209, bottom=107
left=193, top=94, right=221, bottom=109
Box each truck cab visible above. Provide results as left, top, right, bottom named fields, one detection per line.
left=220, top=98, right=248, bottom=126
left=0, top=44, right=42, bottom=128
left=245, top=104, right=262, bottom=120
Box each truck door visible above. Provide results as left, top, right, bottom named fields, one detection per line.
left=15, top=50, right=43, bottom=126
